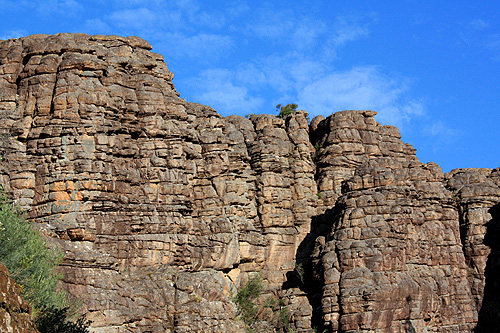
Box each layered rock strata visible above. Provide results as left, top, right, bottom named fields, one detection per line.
left=0, top=33, right=498, bottom=332
left=313, top=159, right=476, bottom=331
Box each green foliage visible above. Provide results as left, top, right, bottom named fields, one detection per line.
left=316, top=192, right=322, bottom=199
left=35, top=307, right=91, bottom=333
left=235, top=274, right=293, bottom=332
left=295, top=262, right=305, bottom=284
left=235, top=274, right=263, bottom=327
left=311, top=143, right=321, bottom=160
left=0, top=191, right=91, bottom=330
left=276, top=103, right=298, bottom=118
left=0, top=194, right=67, bottom=312
left=245, top=113, right=257, bottom=118
left=277, top=306, right=291, bottom=331
left=264, top=295, right=291, bottom=332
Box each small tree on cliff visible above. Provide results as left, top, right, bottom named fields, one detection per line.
left=276, top=103, right=298, bottom=118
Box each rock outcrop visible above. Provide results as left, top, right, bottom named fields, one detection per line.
left=0, top=33, right=498, bottom=332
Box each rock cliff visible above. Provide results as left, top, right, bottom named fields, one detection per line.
left=0, top=33, right=498, bottom=332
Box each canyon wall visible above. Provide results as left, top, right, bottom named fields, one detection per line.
left=0, top=33, right=498, bottom=332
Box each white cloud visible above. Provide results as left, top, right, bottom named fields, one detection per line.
left=225, top=1, right=249, bottom=17
left=486, top=33, right=500, bottom=60
left=84, top=19, right=111, bottom=35
left=459, top=19, right=500, bottom=61
left=100, top=2, right=233, bottom=63
left=161, top=32, right=234, bottom=62
left=249, top=18, right=294, bottom=40
left=186, top=58, right=426, bottom=128
left=106, top=0, right=228, bottom=32
left=291, top=19, right=327, bottom=51
left=244, top=7, right=330, bottom=54
left=188, top=68, right=264, bottom=116
left=109, top=8, right=159, bottom=29
left=0, top=29, right=28, bottom=40
left=421, top=120, right=458, bottom=153
left=331, top=13, right=376, bottom=46
left=60, top=0, right=83, bottom=13
left=258, top=53, right=327, bottom=94
left=468, top=19, right=488, bottom=31
left=36, top=0, right=84, bottom=17
left=424, top=121, right=456, bottom=139
left=298, top=66, right=424, bottom=127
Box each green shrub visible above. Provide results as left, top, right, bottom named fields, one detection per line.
left=0, top=194, right=67, bottom=312
left=277, top=305, right=291, bottom=331
left=276, top=103, right=298, bottom=118
left=295, top=262, right=305, bottom=284
left=35, top=307, right=91, bottom=333
left=235, top=274, right=263, bottom=327
left=0, top=192, right=91, bottom=330
left=265, top=296, right=291, bottom=331
left=235, top=274, right=294, bottom=332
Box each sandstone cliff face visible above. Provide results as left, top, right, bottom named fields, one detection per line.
left=0, top=33, right=498, bottom=332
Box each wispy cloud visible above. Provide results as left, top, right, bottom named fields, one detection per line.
left=183, top=6, right=423, bottom=127
left=162, top=33, right=235, bottom=62
left=188, top=68, right=265, bottom=115
left=0, top=29, right=28, bottom=40
left=109, top=8, right=159, bottom=30
left=97, top=2, right=235, bottom=63
left=331, top=13, right=376, bottom=46
left=421, top=120, right=458, bottom=153
left=187, top=58, right=426, bottom=129
left=84, top=19, right=111, bottom=35
left=486, top=33, right=500, bottom=60
left=459, top=18, right=500, bottom=60
left=245, top=10, right=374, bottom=59
left=36, top=0, right=84, bottom=17
left=468, top=18, right=489, bottom=31
left=298, top=66, right=424, bottom=127
left=245, top=6, right=296, bottom=40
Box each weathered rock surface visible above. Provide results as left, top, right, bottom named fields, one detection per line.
left=314, top=159, right=476, bottom=331
left=0, top=262, right=38, bottom=332
left=0, top=33, right=498, bottom=332
left=445, top=168, right=500, bottom=309
left=0, top=33, right=316, bottom=332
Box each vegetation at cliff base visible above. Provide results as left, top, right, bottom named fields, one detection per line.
left=35, top=306, right=92, bottom=333
left=0, top=194, right=66, bottom=311
left=0, top=192, right=91, bottom=332
left=235, top=274, right=292, bottom=332
left=235, top=274, right=263, bottom=327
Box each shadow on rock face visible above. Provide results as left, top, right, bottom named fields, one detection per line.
left=282, top=207, right=339, bottom=332
left=475, top=203, right=500, bottom=332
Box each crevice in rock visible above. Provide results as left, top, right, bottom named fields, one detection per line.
left=475, top=203, right=500, bottom=332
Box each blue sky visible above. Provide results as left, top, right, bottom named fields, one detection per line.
left=1, top=0, right=499, bottom=172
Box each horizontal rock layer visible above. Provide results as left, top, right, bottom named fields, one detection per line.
left=0, top=33, right=498, bottom=332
